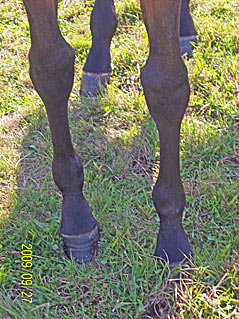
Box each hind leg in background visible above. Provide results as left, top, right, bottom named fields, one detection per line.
left=81, top=0, right=118, bottom=97
left=23, top=0, right=99, bottom=263
left=140, top=0, right=192, bottom=268
left=180, top=0, right=197, bottom=56
left=81, top=0, right=196, bottom=97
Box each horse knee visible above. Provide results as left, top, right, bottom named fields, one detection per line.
left=29, top=42, right=75, bottom=105
left=141, top=60, right=190, bottom=124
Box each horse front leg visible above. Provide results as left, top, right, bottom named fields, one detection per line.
left=80, top=0, right=118, bottom=97
left=23, top=0, right=99, bottom=263
left=140, top=0, right=192, bottom=268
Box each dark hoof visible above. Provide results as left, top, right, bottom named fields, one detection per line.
left=154, top=226, right=192, bottom=270
left=168, top=259, right=192, bottom=271
left=80, top=71, right=111, bottom=97
left=180, top=35, right=197, bottom=57
left=61, top=225, right=99, bottom=263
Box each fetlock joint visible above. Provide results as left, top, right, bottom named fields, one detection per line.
left=52, top=152, right=84, bottom=194
left=152, top=181, right=185, bottom=220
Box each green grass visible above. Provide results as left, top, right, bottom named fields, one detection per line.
left=0, top=0, right=239, bottom=318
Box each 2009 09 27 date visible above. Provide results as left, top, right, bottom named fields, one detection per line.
left=20, top=243, right=33, bottom=303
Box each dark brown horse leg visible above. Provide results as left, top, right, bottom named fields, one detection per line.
left=23, top=0, right=99, bottom=263
left=180, top=0, right=197, bottom=56
left=81, top=0, right=118, bottom=97
left=140, top=0, right=192, bottom=268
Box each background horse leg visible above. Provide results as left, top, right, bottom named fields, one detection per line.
left=140, top=0, right=192, bottom=268
left=180, top=0, right=197, bottom=55
left=81, top=0, right=195, bottom=96
left=81, top=0, right=118, bottom=96
left=23, top=0, right=99, bottom=263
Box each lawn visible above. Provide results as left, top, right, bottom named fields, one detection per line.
left=0, top=0, right=238, bottom=318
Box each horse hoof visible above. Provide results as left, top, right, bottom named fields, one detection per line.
left=61, top=225, right=99, bottom=263
left=180, top=35, right=197, bottom=57
left=168, top=255, right=193, bottom=271
left=154, top=225, right=192, bottom=270
left=80, top=71, right=111, bottom=97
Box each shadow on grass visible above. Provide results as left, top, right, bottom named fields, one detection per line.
left=0, top=95, right=168, bottom=318
left=0, top=92, right=238, bottom=318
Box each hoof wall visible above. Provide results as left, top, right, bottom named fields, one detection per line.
left=180, top=35, right=197, bottom=56
left=155, top=252, right=193, bottom=271
left=61, top=225, right=99, bottom=263
left=168, top=257, right=192, bottom=271
left=80, top=71, right=111, bottom=97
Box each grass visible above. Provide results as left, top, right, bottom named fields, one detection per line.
left=0, top=0, right=239, bottom=317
